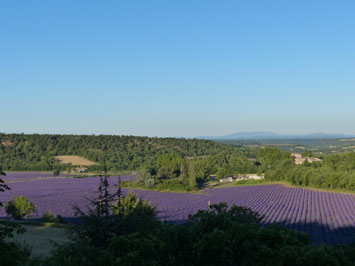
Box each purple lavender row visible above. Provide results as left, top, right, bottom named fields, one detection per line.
left=3, top=172, right=69, bottom=182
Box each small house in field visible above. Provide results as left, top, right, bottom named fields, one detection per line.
left=245, top=174, right=264, bottom=180
left=237, top=174, right=264, bottom=180
left=291, top=153, right=322, bottom=165
left=219, top=176, right=234, bottom=183
left=76, top=167, right=88, bottom=173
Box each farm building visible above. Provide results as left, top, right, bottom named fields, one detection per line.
left=219, top=176, right=234, bottom=183
left=237, top=174, right=264, bottom=180
left=292, top=153, right=323, bottom=165
left=75, top=167, right=88, bottom=173
left=245, top=174, right=264, bottom=180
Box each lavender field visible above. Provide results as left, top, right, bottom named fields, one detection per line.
left=0, top=172, right=354, bottom=245
left=2, top=171, right=69, bottom=182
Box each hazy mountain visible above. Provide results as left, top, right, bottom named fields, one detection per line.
left=198, top=132, right=355, bottom=140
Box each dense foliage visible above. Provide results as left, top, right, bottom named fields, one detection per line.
left=42, top=211, right=67, bottom=224
left=129, top=151, right=260, bottom=191
left=126, top=146, right=355, bottom=192
left=1, top=133, right=354, bottom=191
left=260, top=148, right=355, bottom=190
left=0, top=133, right=250, bottom=171
left=71, top=174, right=158, bottom=248
left=0, top=220, right=32, bottom=266
left=5, top=196, right=38, bottom=220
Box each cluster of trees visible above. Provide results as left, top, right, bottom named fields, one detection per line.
left=131, top=152, right=260, bottom=191
left=131, top=147, right=355, bottom=192
left=0, top=133, right=250, bottom=171
left=262, top=148, right=355, bottom=190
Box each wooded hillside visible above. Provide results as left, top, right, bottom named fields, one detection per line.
left=0, top=133, right=252, bottom=171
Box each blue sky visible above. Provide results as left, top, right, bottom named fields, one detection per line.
left=1, top=1, right=355, bottom=137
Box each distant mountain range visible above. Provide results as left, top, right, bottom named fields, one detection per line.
left=198, top=132, right=355, bottom=140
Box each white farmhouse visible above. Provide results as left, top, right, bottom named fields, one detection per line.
left=219, top=177, right=234, bottom=183
left=244, top=174, right=264, bottom=180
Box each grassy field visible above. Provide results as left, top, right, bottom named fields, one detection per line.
left=5, top=222, right=71, bottom=258
left=54, top=155, right=98, bottom=166
left=213, top=179, right=355, bottom=195
left=276, top=181, right=355, bottom=195
left=211, top=179, right=277, bottom=189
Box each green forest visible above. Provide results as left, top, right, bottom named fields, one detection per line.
left=130, top=147, right=355, bottom=192
left=262, top=149, right=355, bottom=190
left=0, top=133, right=252, bottom=171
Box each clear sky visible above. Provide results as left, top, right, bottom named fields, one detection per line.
left=1, top=1, right=355, bottom=137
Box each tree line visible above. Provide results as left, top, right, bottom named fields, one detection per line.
left=0, top=133, right=253, bottom=172
left=132, top=152, right=260, bottom=191
left=263, top=149, right=355, bottom=190
left=133, top=147, right=355, bottom=192
left=1, top=133, right=354, bottom=191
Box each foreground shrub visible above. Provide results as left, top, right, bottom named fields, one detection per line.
left=53, top=169, right=60, bottom=177
left=44, top=175, right=355, bottom=266
left=46, top=202, right=355, bottom=266
left=155, top=178, right=189, bottom=191
left=42, top=211, right=67, bottom=224
left=72, top=175, right=158, bottom=248
left=1, top=169, right=34, bottom=265
left=0, top=238, right=32, bottom=266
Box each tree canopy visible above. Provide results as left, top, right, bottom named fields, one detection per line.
left=0, top=133, right=252, bottom=171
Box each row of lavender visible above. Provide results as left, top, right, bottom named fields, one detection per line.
left=2, top=172, right=137, bottom=182
left=134, top=185, right=355, bottom=245
left=0, top=173, right=354, bottom=245
left=2, top=171, right=69, bottom=182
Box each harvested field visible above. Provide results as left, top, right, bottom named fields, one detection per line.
left=54, top=155, right=98, bottom=166
left=1, top=140, right=13, bottom=147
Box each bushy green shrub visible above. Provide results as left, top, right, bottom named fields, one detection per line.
left=42, top=211, right=67, bottom=224
left=155, top=178, right=189, bottom=191
left=5, top=196, right=37, bottom=220
left=53, top=169, right=60, bottom=177
left=234, top=179, right=266, bottom=186
left=0, top=239, right=32, bottom=266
